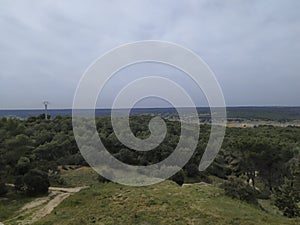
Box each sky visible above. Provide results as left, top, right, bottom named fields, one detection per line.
left=0, top=0, right=299, bottom=109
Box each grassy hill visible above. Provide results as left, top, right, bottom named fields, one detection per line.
left=32, top=180, right=300, bottom=225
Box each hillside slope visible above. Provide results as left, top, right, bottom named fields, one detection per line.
left=32, top=181, right=300, bottom=225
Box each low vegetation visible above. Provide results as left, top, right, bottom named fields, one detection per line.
left=33, top=180, right=300, bottom=225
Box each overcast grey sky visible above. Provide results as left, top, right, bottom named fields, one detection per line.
left=0, top=0, right=299, bottom=109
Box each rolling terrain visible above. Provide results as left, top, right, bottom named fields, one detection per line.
left=3, top=167, right=300, bottom=225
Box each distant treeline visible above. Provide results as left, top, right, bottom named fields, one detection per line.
left=226, top=106, right=300, bottom=121
left=1, top=106, right=300, bottom=121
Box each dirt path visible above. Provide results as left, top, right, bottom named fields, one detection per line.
left=182, top=182, right=212, bottom=187
left=3, top=185, right=88, bottom=225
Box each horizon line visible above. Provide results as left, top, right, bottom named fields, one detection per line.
left=1, top=105, right=300, bottom=110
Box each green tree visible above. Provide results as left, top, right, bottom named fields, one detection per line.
left=115, top=148, right=137, bottom=165
left=15, top=169, right=50, bottom=196
left=185, top=163, right=199, bottom=178
left=16, top=156, right=30, bottom=175
left=273, top=179, right=300, bottom=218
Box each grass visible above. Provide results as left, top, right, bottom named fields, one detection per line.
left=60, top=166, right=99, bottom=186
left=60, top=166, right=164, bottom=187
left=0, top=187, right=36, bottom=221
left=3, top=168, right=299, bottom=225
left=33, top=180, right=300, bottom=225
left=258, top=199, right=283, bottom=216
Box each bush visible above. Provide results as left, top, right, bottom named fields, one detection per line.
left=0, top=182, right=7, bottom=196
left=15, top=169, right=50, bottom=196
left=222, top=177, right=258, bottom=205
left=24, top=169, right=50, bottom=195
left=208, top=161, right=231, bottom=179
left=170, top=170, right=185, bottom=186
left=185, top=163, right=199, bottom=177
left=0, top=173, right=7, bottom=196
left=49, top=173, right=65, bottom=186
left=273, top=180, right=300, bottom=218
left=14, top=175, right=26, bottom=193
left=15, top=156, right=30, bottom=175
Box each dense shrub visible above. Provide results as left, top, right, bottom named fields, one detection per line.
left=222, top=177, right=258, bottom=205
left=170, top=170, right=185, bottom=186
left=185, top=163, right=199, bottom=177
left=0, top=182, right=7, bottom=196
left=15, top=169, right=50, bottom=196
left=14, top=175, right=26, bottom=193
left=49, top=173, right=65, bottom=186
left=273, top=180, right=300, bottom=218
left=15, top=156, right=30, bottom=175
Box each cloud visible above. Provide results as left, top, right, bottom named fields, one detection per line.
left=0, top=0, right=299, bottom=108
